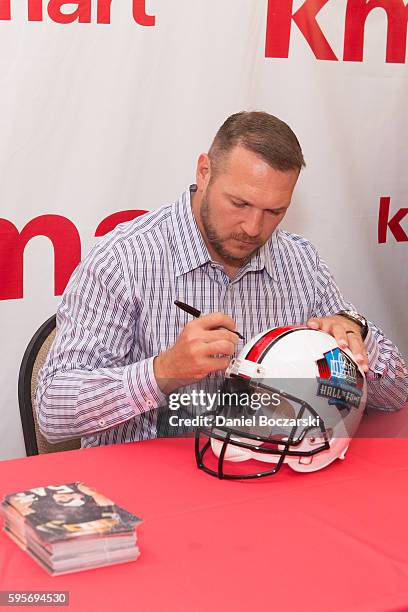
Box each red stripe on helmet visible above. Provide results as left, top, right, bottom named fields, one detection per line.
left=317, top=357, right=331, bottom=379
left=245, top=325, right=308, bottom=363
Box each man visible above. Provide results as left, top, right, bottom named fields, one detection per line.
left=36, top=111, right=408, bottom=447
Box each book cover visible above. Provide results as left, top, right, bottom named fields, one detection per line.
left=2, top=482, right=142, bottom=543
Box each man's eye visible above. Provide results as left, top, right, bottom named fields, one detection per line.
left=267, top=209, right=282, bottom=216
left=232, top=201, right=247, bottom=208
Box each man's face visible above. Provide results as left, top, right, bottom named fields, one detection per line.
left=196, top=145, right=299, bottom=267
left=53, top=493, right=85, bottom=506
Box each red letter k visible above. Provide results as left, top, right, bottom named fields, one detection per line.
left=378, top=197, right=408, bottom=243
left=265, top=0, right=338, bottom=61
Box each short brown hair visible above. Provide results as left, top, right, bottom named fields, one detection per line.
left=208, top=111, right=305, bottom=177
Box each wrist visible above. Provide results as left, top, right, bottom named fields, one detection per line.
left=336, top=316, right=361, bottom=335
left=336, top=310, right=368, bottom=340
left=153, top=352, right=178, bottom=395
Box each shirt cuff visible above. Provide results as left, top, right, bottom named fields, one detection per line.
left=364, top=326, right=382, bottom=375
left=123, top=357, right=167, bottom=415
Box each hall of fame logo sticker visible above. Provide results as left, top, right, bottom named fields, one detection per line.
left=316, top=348, right=364, bottom=410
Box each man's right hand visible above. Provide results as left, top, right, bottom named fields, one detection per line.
left=153, top=312, right=240, bottom=394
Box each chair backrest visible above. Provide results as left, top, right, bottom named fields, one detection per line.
left=18, top=314, right=81, bottom=455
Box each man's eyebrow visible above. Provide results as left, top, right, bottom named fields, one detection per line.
left=268, top=206, right=289, bottom=213
left=226, top=192, right=289, bottom=212
left=225, top=193, right=250, bottom=205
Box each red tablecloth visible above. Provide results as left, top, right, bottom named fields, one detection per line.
left=1, top=426, right=408, bottom=611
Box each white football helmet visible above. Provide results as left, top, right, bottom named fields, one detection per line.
left=195, top=326, right=367, bottom=479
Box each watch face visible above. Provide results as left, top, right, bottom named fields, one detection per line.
left=343, top=310, right=365, bottom=324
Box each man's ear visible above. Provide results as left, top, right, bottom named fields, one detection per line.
left=196, top=153, right=211, bottom=193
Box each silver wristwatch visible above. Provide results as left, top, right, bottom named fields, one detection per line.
left=336, top=310, right=368, bottom=340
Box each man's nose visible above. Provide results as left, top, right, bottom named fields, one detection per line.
left=241, top=209, right=263, bottom=237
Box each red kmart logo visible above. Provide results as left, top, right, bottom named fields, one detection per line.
left=2, top=1, right=407, bottom=64
left=0, top=0, right=155, bottom=25
left=0, top=210, right=147, bottom=301
left=0, top=198, right=405, bottom=301
left=266, top=0, right=408, bottom=63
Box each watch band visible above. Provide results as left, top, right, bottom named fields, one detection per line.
left=336, top=310, right=369, bottom=341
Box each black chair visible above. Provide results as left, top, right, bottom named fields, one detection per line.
left=18, top=314, right=81, bottom=456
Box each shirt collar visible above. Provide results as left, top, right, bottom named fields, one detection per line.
left=170, top=185, right=279, bottom=281
left=260, top=231, right=279, bottom=281
left=170, top=185, right=212, bottom=277
left=232, top=230, right=279, bottom=281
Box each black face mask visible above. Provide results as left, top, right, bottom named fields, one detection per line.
left=195, top=375, right=331, bottom=480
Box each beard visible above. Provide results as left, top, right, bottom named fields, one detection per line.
left=200, top=189, right=262, bottom=266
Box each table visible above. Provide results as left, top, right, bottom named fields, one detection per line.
left=1, top=411, right=408, bottom=612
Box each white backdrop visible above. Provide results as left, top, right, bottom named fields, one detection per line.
left=1, top=0, right=407, bottom=460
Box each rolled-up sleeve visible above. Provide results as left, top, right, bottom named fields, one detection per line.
left=35, top=240, right=166, bottom=444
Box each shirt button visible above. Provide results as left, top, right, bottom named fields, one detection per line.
left=146, top=399, right=154, bottom=408
left=99, top=419, right=105, bottom=427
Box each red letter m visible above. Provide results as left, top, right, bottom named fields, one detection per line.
left=344, top=0, right=408, bottom=63
left=0, top=215, right=81, bottom=301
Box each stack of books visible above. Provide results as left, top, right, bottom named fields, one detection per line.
left=1, top=481, right=142, bottom=575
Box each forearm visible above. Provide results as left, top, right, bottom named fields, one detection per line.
left=36, top=357, right=166, bottom=444
left=364, top=327, right=408, bottom=411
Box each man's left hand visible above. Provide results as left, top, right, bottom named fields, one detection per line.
left=306, top=315, right=369, bottom=373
